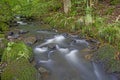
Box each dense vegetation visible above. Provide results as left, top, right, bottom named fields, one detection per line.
left=0, top=0, right=120, bottom=79
left=0, top=0, right=120, bottom=48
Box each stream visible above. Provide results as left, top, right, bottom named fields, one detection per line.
left=10, top=18, right=118, bottom=80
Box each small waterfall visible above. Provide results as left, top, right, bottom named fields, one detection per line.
left=92, top=62, right=118, bottom=80
left=33, top=34, right=117, bottom=80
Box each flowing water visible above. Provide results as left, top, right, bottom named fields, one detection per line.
left=33, top=34, right=117, bottom=80
left=17, top=21, right=118, bottom=80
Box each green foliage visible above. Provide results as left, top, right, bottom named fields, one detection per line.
left=93, top=45, right=120, bottom=72
left=98, top=22, right=120, bottom=44
left=2, top=42, right=32, bottom=63
left=93, top=17, right=106, bottom=27
left=0, top=34, right=5, bottom=38
left=0, top=48, right=4, bottom=58
left=0, top=1, right=13, bottom=22
left=29, top=0, right=62, bottom=17
left=0, top=37, right=7, bottom=58
left=0, top=0, right=62, bottom=21
left=105, top=7, right=114, bottom=15
left=0, top=22, right=9, bottom=32
left=98, top=26, right=119, bottom=43
left=0, top=0, right=13, bottom=32
left=43, top=12, right=76, bottom=30
left=110, top=0, right=120, bottom=5
left=71, top=0, right=86, bottom=15
left=1, top=59, right=37, bottom=80
left=1, top=41, right=37, bottom=80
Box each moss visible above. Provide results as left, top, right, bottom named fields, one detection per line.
left=0, top=22, right=9, bottom=32
left=1, top=59, right=38, bottom=80
left=1, top=42, right=38, bottom=80
left=0, top=34, right=5, bottom=38
left=93, top=45, right=120, bottom=72
left=2, top=42, right=32, bottom=63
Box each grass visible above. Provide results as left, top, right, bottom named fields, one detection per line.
left=43, top=12, right=120, bottom=50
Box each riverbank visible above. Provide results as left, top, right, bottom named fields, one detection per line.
left=0, top=0, right=120, bottom=80
left=0, top=20, right=120, bottom=79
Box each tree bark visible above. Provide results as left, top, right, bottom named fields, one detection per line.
left=63, top=0, right=71, bottom=14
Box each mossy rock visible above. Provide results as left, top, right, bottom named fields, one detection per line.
left=1, top=59, right=38, bottom=80
left=2, top=42, right=32, bottom=63
left=93, top=45, right=120, bottom=72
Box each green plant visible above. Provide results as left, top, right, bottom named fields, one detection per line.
left=98, top=26, right=119, bottom=44
left=1, top=59, right=37, bottom=80
left=84, top=0, right=94, bottom=25
left=0, top=34, right=5, bottom=38
left=105, top=7, right=114, bottom=15
left=0, top=22, right=9, bottom=32
left=31, top=0, right=62, bottom=17
left=43, top=12, right=76, bottom=30
left=93, top=16, right=106, bottom=27
left=1, top=41, right=37, bottom=80
left=110, top=0, right=120, bottom=5
left=71, top=0, right=85, bottom=15
left=2, top=42, right=32, bottom=63
left=98, top=21, right=120, bottom=44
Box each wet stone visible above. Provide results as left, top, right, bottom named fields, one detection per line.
left=7, top=34, right=20, bottom=39
left=23, top=36, right=37, bottom=45
left=8, top=32, right=14, bottom=36
left=18, top=30, right=29, bottom=34
left=38, top=67, right=50, bottom=80
left=38, top=67, right=49, bottom=73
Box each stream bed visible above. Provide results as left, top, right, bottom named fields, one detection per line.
left=8, top=19, right=118, bottom=80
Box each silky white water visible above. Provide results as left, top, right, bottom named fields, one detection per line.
left=34, top=34, right=117, bottom=80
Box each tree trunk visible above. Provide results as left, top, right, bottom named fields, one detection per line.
left=63, top=0, right=71, bottom=14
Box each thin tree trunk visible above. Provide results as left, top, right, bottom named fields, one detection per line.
left=63, top=0, right=71, bottom=14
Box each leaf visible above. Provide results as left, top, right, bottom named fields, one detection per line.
left=6, top=47, right=11, bottom=51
